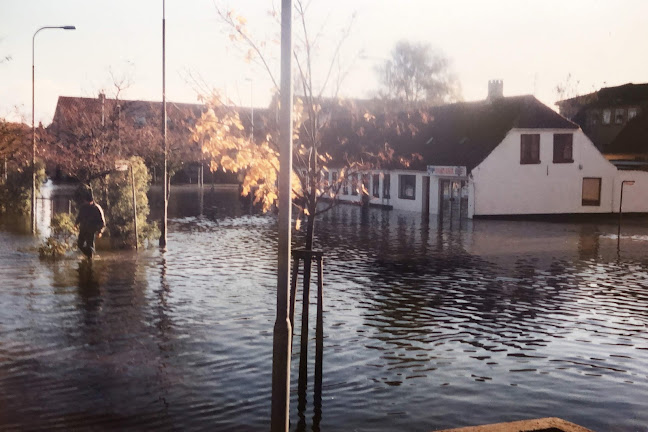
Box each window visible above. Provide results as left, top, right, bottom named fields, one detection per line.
left=582, top=177, right=601, bottom=206
left=383, top=174, right=391, bottom=199
left=602, top=109, right=611, bottom=124
left=588, top=110, right=599, bottom=126
left=553, top=134, right=573, bottom=163
left=615, top=108, right=625, bottom=124
left=372, top=174, right=380, bottom=198
left=628, top=107, right=638, bottom=120
left=351, top=174, right=359, bottom=195
left=398, top=174, right=416, bottom=200
left=520, top=134, right=540, bottom=164
left=342, top=174, right=349, bottom=195
left=331, top=171, right=339, bottom=196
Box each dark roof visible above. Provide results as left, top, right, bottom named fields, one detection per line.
left=606, top=111, right=648, bottom=156
left=320, top=95, right=577, bottom=172
left=414, top=96, right=578, bottom=171
left=557, top=83, right=648, bottom=109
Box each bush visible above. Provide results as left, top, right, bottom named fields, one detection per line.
left=38, top=212, right=77, bottom=259
left=91, top=156, right=159, bottom=249
left=0, top=162, right=46, bottom=215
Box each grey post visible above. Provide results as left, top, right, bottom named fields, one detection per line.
left=271, top=0, right=293, bottom=430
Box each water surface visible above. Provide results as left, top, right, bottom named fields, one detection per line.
left=0, top=184, right=647, bottom=431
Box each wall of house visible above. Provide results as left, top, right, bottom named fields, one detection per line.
left=470, top=129, right=620, bottom=217
left=331, top=169, right=428, bottom=213
left=612, top=170, right=648, bottom=213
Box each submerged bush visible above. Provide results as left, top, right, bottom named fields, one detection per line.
left=91, top=156, right=159, bottom=249
left=38, top=212, right=77, bottom=259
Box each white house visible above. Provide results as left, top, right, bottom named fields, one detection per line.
left=329, top=93, right=648, bottom=218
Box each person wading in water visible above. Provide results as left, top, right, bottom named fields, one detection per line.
left=76, top=190, right=106, bottom=259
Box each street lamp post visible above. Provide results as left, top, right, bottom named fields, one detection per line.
left=32, top=25, right=76, bottom=234
left=270, top=0, right=293, bottom=430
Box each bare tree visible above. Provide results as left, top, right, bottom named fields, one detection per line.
left=376, top=40, right=461, bottom=107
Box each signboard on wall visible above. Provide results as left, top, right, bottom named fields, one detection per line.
left=427, top=165, right=467, bottom=177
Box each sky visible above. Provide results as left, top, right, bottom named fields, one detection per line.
left=1, top=0, right=647, bottom=125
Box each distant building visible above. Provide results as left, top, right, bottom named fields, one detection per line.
left=556, top=83, right=648, bottom=170
left=47, top=94, right=261, bottom=183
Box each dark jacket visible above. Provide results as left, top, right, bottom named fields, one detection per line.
left=76, top=202, right=106, bottom=233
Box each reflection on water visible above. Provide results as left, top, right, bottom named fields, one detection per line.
left=0, top=185, right=648, bottom=431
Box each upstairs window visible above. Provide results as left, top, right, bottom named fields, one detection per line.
left=615, top=108, right=625, bottom=124
left=342, top=174, right=349, bottom=195
left=553, top=134, right=573, bottom=163
left=383, top=174, right=391, bottom=199
left=582, top=177, right=601, bottom=206
left=398, top=174, right=416, bottom=200
left=628, top=107, right=638, bottom=120
left=602, top=109, right=611, bottom=124
left=520, top=134, right=540, bottom=164
left=372, top=174, right=380, bottom=197
left=588, top=110, right=599, bottom=126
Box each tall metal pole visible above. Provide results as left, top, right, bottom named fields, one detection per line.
left=31, top=25, right=75, bottom=235
left=271, top=0, right=293, bottom=430
left=160, top=0, right=168, bottom=248
left=131, top=164, right=139, bottom=251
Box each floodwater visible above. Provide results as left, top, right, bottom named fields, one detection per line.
left=1, top=184, right=648, bottom=431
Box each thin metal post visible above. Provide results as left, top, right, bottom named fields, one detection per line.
left=271, top=0, right=293, bottom=430
left=289, top=255, right=300, bottom=338
left=131, top=165, right=139, bottom=251
left=313, top=255, right=324, bottom=428
left=31, top=25, right=75, bottom=235
left=31, top=43, right=36, bottom=234
left=160, top=0, right=168, bottom=248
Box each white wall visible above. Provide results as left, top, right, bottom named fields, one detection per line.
left=613, top=170, right=648, bottom=213
left=330, top=169, right=429, bottom=213
left=471, top=129, right=620, bottom=216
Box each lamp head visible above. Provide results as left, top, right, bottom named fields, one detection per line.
left=62, top=26, right=76, bottom=30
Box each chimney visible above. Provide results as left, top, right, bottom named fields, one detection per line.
left=487, top=80, right=503, bottom=101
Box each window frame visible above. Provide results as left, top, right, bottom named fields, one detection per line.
left=553, top=133, right=574, bottom=164
left=383, top=174, right=391, bottom=199
left=372, top=174, right=380, bottom=198
left=398, top=174, right=417, bottom=200
left=602, top=109, right=611, bottom=124
left=520, top=134, right=541, bottom=164
left=582, top=177, right=602, bottom=206
left=342, top=174, right=349, bottom=195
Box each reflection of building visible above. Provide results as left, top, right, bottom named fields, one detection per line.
left=331, top=85, right=648, bottom=218
left=556, top=83, right=648, bottom=170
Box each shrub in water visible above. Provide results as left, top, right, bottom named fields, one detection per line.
left=38, top=212, right=77, bottom=259
left=91, top=156, right=159, bottom=249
